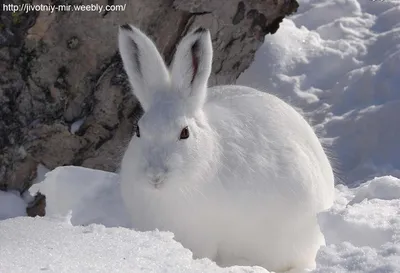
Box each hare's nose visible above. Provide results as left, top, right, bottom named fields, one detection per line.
left=147, top=167, right=167, bottom=183
left=149, top=174, right=166, bottom=188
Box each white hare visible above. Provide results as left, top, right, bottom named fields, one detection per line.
left=118, top=24, right=335, bottom=272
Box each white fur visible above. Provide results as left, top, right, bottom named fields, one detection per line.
left=118, top=25, right=335, bottom=273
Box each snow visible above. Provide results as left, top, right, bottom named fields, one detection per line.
left=1, top=0, right=400, bottom=272
left=315, top=242, right=400, bottom=273
left=70, top=117, right=86, bottom=134
left=237, top=0, right=400, bottom=185
left=315, top=184, right=400, bottom=273
left=349, top=176, right=400, bottom=204
left=32, top=164, right=50, bottom=185
left=0, top=191, right=26, bottom=220
left=2, top=169, right=400, bottom=273
left=0, top=216, right=268, bottom=273
left=30, top=166, right=131, bottom=228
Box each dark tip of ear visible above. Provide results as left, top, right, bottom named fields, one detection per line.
left=194, top=27, right=207, bottom=34
left=120, top=24, right=133, bottom=31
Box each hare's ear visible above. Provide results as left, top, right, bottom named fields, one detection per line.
left=170, top=27, right=213, bottom=109
left=118, top=24, right=170, bottom=111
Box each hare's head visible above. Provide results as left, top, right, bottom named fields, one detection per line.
left=119, top=25, right=218, bottom=190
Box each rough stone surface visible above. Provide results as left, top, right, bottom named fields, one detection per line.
left=0, top=0, right=298, bottom=214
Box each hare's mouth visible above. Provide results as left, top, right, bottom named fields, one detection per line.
left=149, top=177, right=165, bottom=189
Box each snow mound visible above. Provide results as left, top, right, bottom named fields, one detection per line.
left=30, top=166, right=130, bottom=228
left=0, top=216, right=269, bottom=273
left=0, top=191, right=26, bottom=220
left=317, top=179, right=400, bottom=272
left=349, top=176, right=400, bottom=204
left=319, top=185, right=400, bottom=249
left=238, top=0, right=400, bottom=184
left=315, top=242, right=400, bottom=273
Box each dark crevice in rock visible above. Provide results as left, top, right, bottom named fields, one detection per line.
left=164, top=11, right=193, bottom=66
left=232, top=1, right=246, bottom=25
left=94, top=129, right=116, bottom=150
left=232, top=61, right=241, bottom=70
left=224, top=36, right=241, bottom=52
left=102, top=0, right=115, bottom=17
left=53, top=66, right=70, bottom=91
left=164, top=8, right=212, bottom=66
left=17, top=45, right=37, bottom=81
left=266, top=16, right=284, bottom=35
left=190, top=11, right=212, bottom=16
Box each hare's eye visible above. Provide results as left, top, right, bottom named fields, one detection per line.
left=179, top=126, right=190, bottom=140
left=136, top=125, right=140, bottom=138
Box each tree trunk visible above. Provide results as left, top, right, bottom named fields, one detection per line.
left=0, top=0, right=299, bottom=216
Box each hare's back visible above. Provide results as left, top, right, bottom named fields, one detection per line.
left=205, top=85, right=312, bottom=138
left=205, top=85, right=334, bottom=211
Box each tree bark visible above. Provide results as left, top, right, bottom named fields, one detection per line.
left=0, top=0, right=298, bottom=215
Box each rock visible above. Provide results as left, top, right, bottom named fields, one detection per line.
left=0, top=0, right=299, bottom=216
left=26, top=191, right=46, bottom=217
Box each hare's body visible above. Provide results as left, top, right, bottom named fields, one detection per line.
left=118, top=25, right=335, bottom=272
left=207, top=85, right=333, bottom=212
